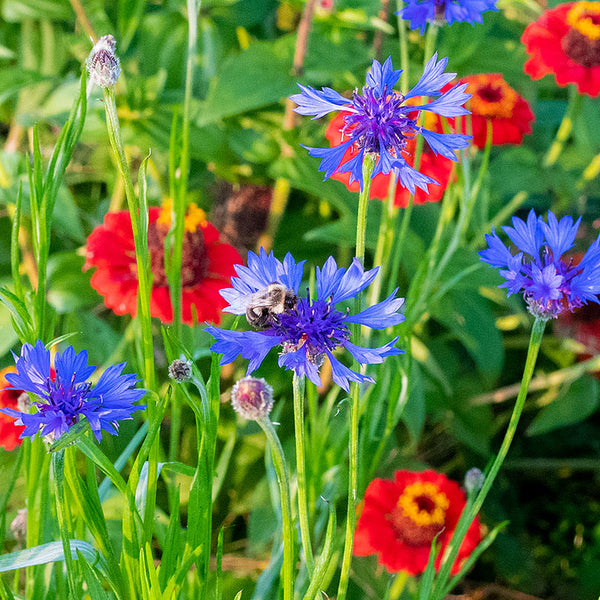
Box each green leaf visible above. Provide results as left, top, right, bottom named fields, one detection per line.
left=197, top=38, right=297, bottom=125
left=0, top=69, right=48, bottom=110
left=0, top=540, right=101, bottom=572
left=47, top=251, right=97, bottom=313
left=527, top=376, right=600, bottom=436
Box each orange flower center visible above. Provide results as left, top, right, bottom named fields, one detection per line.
left=468, top=75, right=518, bottom=119
left=388, top=481, right=449, bottom=547
left=563, top=2, right=600, bottom=66
left=149, top=201, right=209, bottom=288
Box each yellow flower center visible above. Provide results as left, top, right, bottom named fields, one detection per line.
left=158, top=199, right=207, bottom=233
left=397, top=481, right=449, bottom=527
left=468, top=75, right=518, bottom=120
left=568, top=2, right=600, bottom=41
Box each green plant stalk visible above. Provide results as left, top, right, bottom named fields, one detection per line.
left=51, top=450, right=79, bottom=600
left=543, top=85, right=580, bottom=168
left=396, top=0, right=409, bottom=91
left=102, top=87, right=155, bottom=392
left=257, top=417, right=295, bottom=600
left=292, top=373, right=314, bottom=574
left=337, top=155, right=375, bottom=600
left=431, top=317, right=547, bottom=599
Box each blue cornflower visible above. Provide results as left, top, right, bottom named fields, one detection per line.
left=0, top=340, right=146, bottom=442
left=398, top=0, right=498, bottom=34
left=290, top=54, right=471, bottom=194
left=206, top=249, right=405, bottom=392
left=479, top=210, right=600, bottom=319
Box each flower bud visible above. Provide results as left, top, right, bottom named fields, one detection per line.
left=168, top=358, right=192, bottom=383
left=231, top=376, right=273, bottom=421
left=464, top=467, right=485, bottom=494
left=86, top=35, right=121, bottom=88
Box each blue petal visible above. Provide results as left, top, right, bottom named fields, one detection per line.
left=54, top=346, right=96, bottom=389
left=365, top=57, right=403, bottom=97
left=395, top=159, right=438, bottom=194
left=5, top=340, right=52, bottom=398
left=316, top=256, right=345, bottom=301
left=344, top=338, right=404, bottom=365
left=479, top=228, right=518, bottom=269
left=278, top=348, right=322, bottom=387
left=326, top=350, right=374, bottom=392
left=344, top=290, right=405, bottom=328
left=405, top=53, right=456, bottom=100
left=540, top=211, right=580, bottom=258
left=206, top=327, right=281, bottom=374
left=290, top=84, right=351, bottom=119
left=303, top=140, right=354, bottom=181
left=503, top=209, right=544, bottom=258
left=398, top=0, right=435, bottom=33
left=410, top=83, right=471, bottom=117
left=335, top=146, right=367, bottom=191
left=419, top=128, right=470, bottom=161
left=330, top=258, right=379, bottom=304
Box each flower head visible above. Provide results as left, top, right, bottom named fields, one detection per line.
left=86, top=35, right=121, bottom=88
left=454, top=74, right=535, bottom=148
left=354, top=469, right=481, bottom=575
left=398, top=0, right=498, bottom=33
left=324, top=111, right=455, bottom=207
left=168, top=358, right=193, bottom=382
left=522, top=2, right=600, bottom=97
left=231, top=376, right=274, bottom=420
left=480, top=210, right=600, bottom=319
left=0, top=367, right=26, bottom=451
left=0, top=341, right=145, bottom=442
left=84, top=202, right=242, bottom=326
left=206, top=249, right=405, bottom=392
left=290, top=54, right=471, bottom=194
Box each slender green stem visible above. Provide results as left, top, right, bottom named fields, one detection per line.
left=257, top=417, right=295, bottom=600
left=396, top=0, right=409, bottom=91
left=337, top=156, right=375, bottom=600
left=543, top=85, right=580, bottom=168
left=431, top=317, right=547, bottom=599
left=389, top=571, right=409, bottom=600
left=293, top=374, right=314, bottom=574
left=102, top=87, right=155, bottom=392
left=52, top=450, right=79, bottom=600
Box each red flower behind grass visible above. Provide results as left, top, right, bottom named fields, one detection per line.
left=324, top=112, right=455, bottom=208
left=454, top=74, right=535, bottom=148
left=354, top=469, right=481, bottom=576
left=522, top=1, right=600, bottom=97
left=0, top=367, right=26, bottom=451
left=84, top=202, right=242, bottom=326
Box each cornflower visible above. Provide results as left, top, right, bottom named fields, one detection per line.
left=398, top=0, right=498, bottom=33
left=206, top=249, right=405, bottom=391
left=290, top=54, right=471, bottom=194
left=480, top=210, right=600, bottom=319
left=1, top=340, right=146, bottom=442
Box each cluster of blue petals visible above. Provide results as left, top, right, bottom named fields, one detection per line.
left=206, top=249, right=406, bottom=392
left=1, top=340, right=146, bottom=441
left=290, top=54, right=471, bottom=194
left=479, top=210, right=600, bottom=319
left=398, top=0, right=498, bottom=34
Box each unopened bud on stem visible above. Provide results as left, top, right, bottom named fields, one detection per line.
left=231, top=376, right=274, bottom=421
left=86, top=35, right=121, bottom=88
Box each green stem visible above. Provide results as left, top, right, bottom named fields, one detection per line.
left=337, top=156, right=375, bottom=600
left=102, top=87, right=155, bottom=392
left=52, top=450, right=79, bottom=600
left=293, top=374, right=314, bottom=574
left=543, top=86, right=580, bottom=168
left=257, top=417, right=295, bottom=600
left=431, top=317, right=547, bottom=599
left=396, top=0, right=409, bottom=91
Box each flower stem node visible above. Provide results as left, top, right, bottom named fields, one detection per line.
left=86, top=34, right=121, bottom=89
left=168, top=358, right=193, bottom=383
left=231, top=376, right=274, bottom=421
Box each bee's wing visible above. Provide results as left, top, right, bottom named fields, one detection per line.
left=223, top=289, right=268, bottom=315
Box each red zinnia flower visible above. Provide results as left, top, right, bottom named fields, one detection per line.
left=453, top=74, right=535, bottom=148
left=324, top=112, right=455, bottom=208
left=354, top=469, right=481, bottom=576
left=522, top=1, right=600, bottom=97
left=84, top=202, right=242, bottom=325
left=0, top=367, right=26, bottom=451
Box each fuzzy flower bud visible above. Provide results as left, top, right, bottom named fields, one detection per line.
left=464, top=467, right=485, bottom=494
left=86, top=35, right=121, bottom=88
left=231, top=376, right=273, bottom=421
left=168, top=358, right=192, bottom=383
